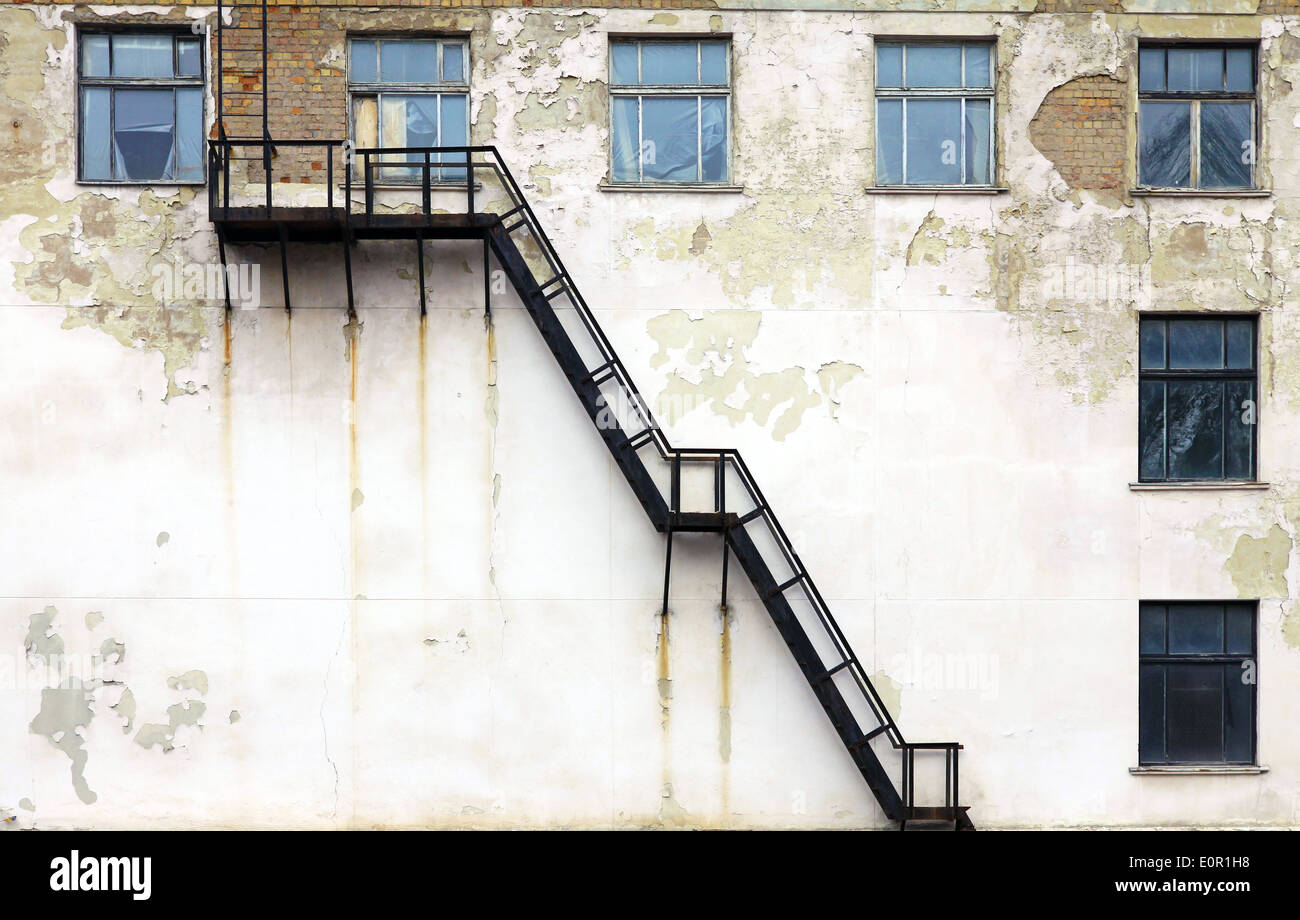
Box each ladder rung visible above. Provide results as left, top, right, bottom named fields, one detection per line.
left=738, top=506, right=766, bottom=525
left=812, top=659, right=855, bottom=684
left=763, top=574, right=804, bottom=600
left=616, top=429, right=655, bottom=451
left=581, top=360, right=617, bottom=386
left=849, top=725, right=891, bottom=749
left=498, top=205, right=526, bottom=222
left=504, top=219, right=527, bottom=234
left=529, top=276, right=564, bottom=297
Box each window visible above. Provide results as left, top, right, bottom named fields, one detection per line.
left=78, top=31, right=205, bottom=183
left=609, top=40, right=730, bottom=185
left=874, top=42, right=994, bottom=187
left=1139, top=315, right=1257, bottom=482
left=348, top=37, right=469, bottom=182
left=1138, top=44, right=1256, bottom=189
left=1139, top=602, right=1256, bottom=765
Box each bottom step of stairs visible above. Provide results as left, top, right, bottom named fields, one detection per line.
left=900, top=806, right=975, bottom=831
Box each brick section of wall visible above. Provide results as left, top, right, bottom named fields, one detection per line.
left=1028, top=74, right=1127, bottom=194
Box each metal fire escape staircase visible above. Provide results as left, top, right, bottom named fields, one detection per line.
left=208, top=0, right=973, bottom=830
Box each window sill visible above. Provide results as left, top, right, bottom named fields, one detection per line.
left=1129, top=765, right=1267, bottom=775
left=1129, top=481, right=1270, bottom=492
left=864, top=186, right=1009, bottom=195
left=337, top=182, right=482, bottom=192
left=1130, top=188, right=1271, bottom=198
left=599, top=183, right=745, bottom=194
left=76, top=180, right=206, bottom=187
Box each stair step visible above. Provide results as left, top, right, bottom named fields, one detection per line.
left=670, top=512, right=739, bottom=533
left=812, top=659, right=855, bottom=684
left=848, top=724, right=890, bottom=749
left=762, top=573, right=805, bottom=600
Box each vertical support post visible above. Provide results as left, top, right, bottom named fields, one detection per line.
left=341, top=228, right=355, bottom=319
left=415, top=230, right=426, bottom=317
left=661, top=530, right=673, bottom=619
left=277, top=223, right=291, bottom=314
left=482, top=237, right=491, bottom=320
left=260, top=0, right=267, bottom=144
left=422, top=152, right=431, bottom=219
left=327, top=144, right=334, bottom=215
left=953, top=748, right=960, bottom=810
left=364, top=153, right=373, bottom=219
left=216, top=227, right=232, bottom=314
left=467, top=161, right=475, bottom=215
left=263, top=139, right=272, bottom=215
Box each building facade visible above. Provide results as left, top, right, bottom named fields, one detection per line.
left=2, top=0, right=1298, bottom=829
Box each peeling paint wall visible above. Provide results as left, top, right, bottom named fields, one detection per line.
left=3, top=3, right=1300, bottom=830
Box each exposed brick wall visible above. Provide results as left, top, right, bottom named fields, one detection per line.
left=1028, top=74, right=1127, bottom=195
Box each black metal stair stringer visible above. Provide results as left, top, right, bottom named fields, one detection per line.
left=486, top=223, right=669, bottom=531
left=726, top=524, right=905, bottom=819
left=487, top=221, right=911, bottom=825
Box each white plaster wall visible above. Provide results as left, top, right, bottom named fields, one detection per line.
left=1, top=4, right=1298, bottom=829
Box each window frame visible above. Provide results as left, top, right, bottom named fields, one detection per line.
left=345, top=34, right=472, bottom=185
left=1138, top=600, right=1258, bottom=767
left=76, top=26, right=207, bottom=186
left=1136, top=42, right=1258, bottom=191
left=1137, top=313, right=1259, bottom=484
left=607, top=37, right=733, bottom=187
left=873, top=39, right=997, bottom=189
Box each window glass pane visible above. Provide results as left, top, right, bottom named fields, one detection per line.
left=1140, top=319, right=1166, bottom=369
left=700, top=96, right=727, bottom=182
left=1200, top=102, right=1252, bottom=188
left=611, top=96, right=640, bottom=182
left=81, top=86, right=112, bottom=180
left=1166, top=380, right=1223, bottom=479
left=1165, top=48, right=1196, bottom=92
left=904, top=97, right=961, bottom=185
left=351, top=40, right=378, bottom=83
left=1225, top=319, right=1253, bottom=369
left=1138, top=664, right=1166, bottom=763
left=442, top=43, right=465, bottom=83
left=1168, top=318, right=1223, bottom=369
left=113, top=88, right=176, bottom=181
left=700, top=43, right=727, bottom=85
left=641, top=43, right=698, bottom=86
left=81, top=35, right=110, bottom=77
left=1223, top=662, right=1253, bottom=762
left=876, top=98, right=903, bottom=185
left=1139, top=380, right=1166, bottom=480
left=379, top=94, right=436, bottom=180
left=1139, top=47, right=1165, bottom=92
left=1224, top=604, right=1254, bottom=655
left=611, top=44, right=638, bottom=85
left=1193, top=48, right=1224, bottom=91
left=1224, top=380, right=1254, bottom=480
left=112, top=34, right=174, bottom=78
left=1225, top=48, right=1254, bottom=92
left=876, top=45, right=902, bottom=88
left=641, top=96, right=699, bottom=181
left=175, top=86, right=204, bottom=182
left=1140, top=604, right=1166, bottom=655
left=906, top=44, right=961, bottom=88
left=1169, top=604, right=1224, bottom=654
left=1166, top=664, right=1222, bottom=762
left=963, top=44, right=991, bottom=88
left=440, top=94, right=468, bottom=180
left=380, top=41, right=437, bottom=83
left=1139, top=101, right=1191, bottom=187
left=176, top=38, right=201, bottom=77
left=964, top=98, right=991, bottom=184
